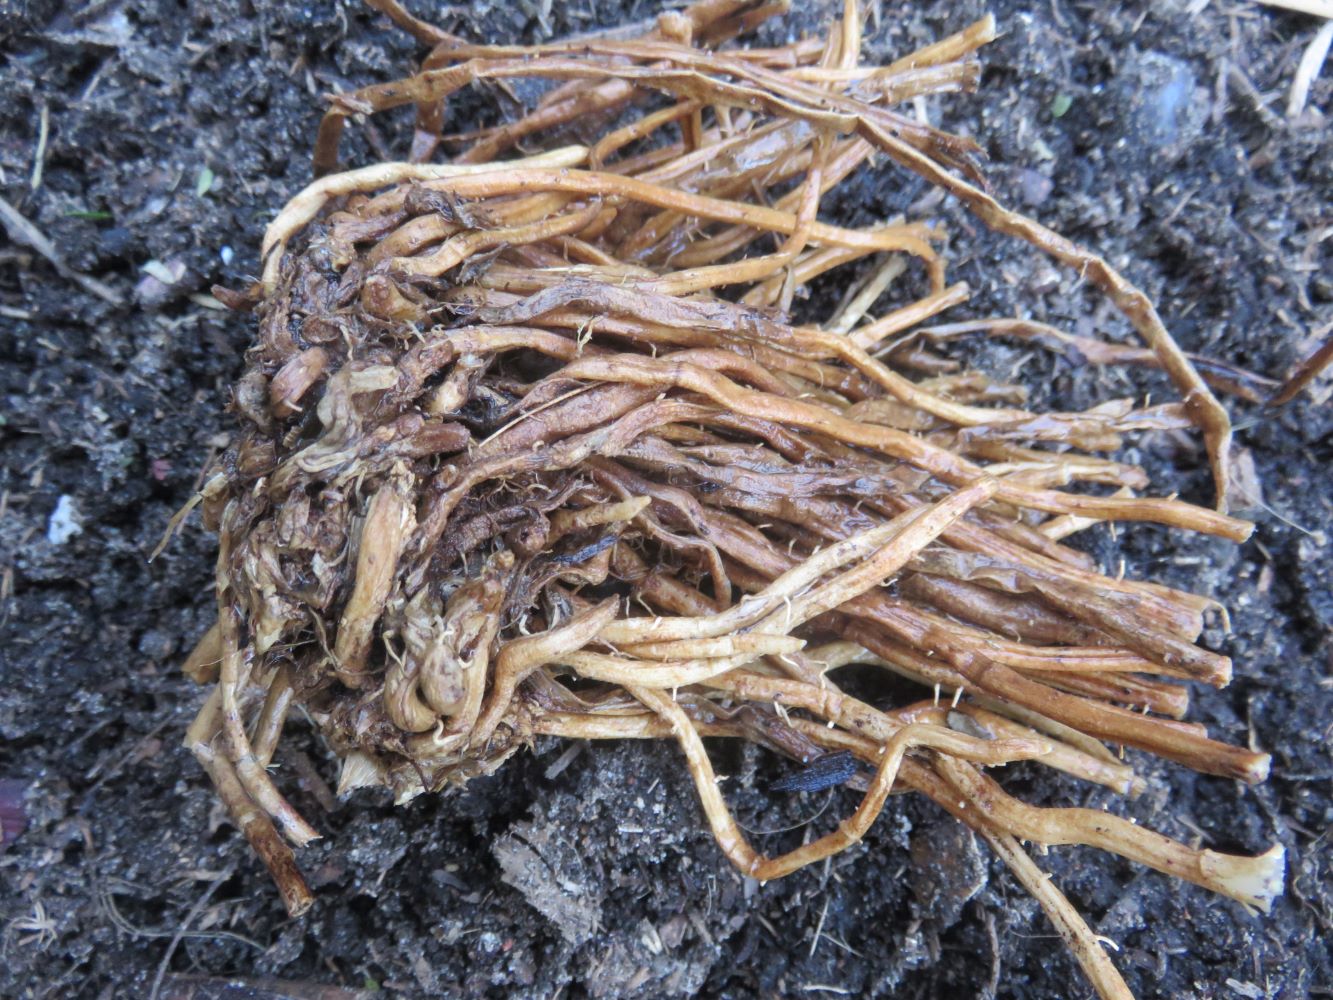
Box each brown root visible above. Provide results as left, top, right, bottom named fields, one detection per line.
left=177, top=4, right=1282, bottom=997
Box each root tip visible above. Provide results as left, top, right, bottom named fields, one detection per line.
left=1202, top=843, right=1286, bottom=913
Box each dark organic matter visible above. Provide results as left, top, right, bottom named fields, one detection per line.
left=2, top=1, right=1328, bottom=998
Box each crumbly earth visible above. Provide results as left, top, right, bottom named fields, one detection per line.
left=1, top=1, right=1329, bottom=998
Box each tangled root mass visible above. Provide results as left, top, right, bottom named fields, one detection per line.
left=176, top=4, right=1283, bottom=997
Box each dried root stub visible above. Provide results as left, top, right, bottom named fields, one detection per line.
left=178, top=3, right=1284, bottom=997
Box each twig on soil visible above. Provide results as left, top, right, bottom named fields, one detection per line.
left=30, top=103, right=49, bottom=192
left=1287, top=17, right=1333, bottom=118
left=1252, top=0, right=1333, bottom=19
left=97, top=884, right=262, bottom=950
left=0, top=195, right=123, bottom=305
left=148, top=868, right=235, bottom=1000
left=1225, top=63, right=1286, bottom=130
left=1269, top=321, right=1333, bottom=404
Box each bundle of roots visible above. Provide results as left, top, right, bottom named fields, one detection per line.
left=175, top=3, right=1284, bottom=996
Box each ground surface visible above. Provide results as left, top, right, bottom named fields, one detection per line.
left=1, top=1, right=1330, bottom=998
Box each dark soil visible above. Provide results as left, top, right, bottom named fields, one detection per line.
left=1, top=2, right=1330, bottom=998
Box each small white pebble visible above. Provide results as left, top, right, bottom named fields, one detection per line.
left=220, top=245, right=234, bottom=265
left=47, top=495, right=83, bottom=545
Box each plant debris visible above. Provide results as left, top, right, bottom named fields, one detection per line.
left=178, top=3, right=1286, bottom=998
